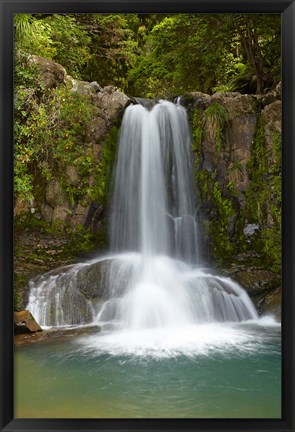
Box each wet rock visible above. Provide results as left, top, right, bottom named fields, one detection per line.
left=257, top=287, right=281, bottom=319
left=261, top=100, right=281, bottom=165
left=14, top=324, right=101, bottom=346
left=229, top=268, right=280, bottom=297
left=14, top=310, right=42, bottom=334
left=76, top=260, right=112, bottom=300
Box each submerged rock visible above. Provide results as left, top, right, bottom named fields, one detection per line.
left=14, top=310, right=42, bottom=334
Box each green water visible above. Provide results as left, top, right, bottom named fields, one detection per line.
left=14, top=322, right=281, bottom=418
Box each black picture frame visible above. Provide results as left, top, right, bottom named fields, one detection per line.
left=0, top=1, right=294, bottom=431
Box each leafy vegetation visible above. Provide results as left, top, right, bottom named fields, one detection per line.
left=14, top=70, right=94, bottom=201
left=203, top=103, right=229, bottom=153
left=14, top=13, right=280, bottom=96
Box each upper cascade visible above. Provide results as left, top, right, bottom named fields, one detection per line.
left=110, top=100, right=198, bottom=264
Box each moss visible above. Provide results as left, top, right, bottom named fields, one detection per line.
left=14, top=273, right=28, bottom=311
left=237, top=115, right=281, bottom=272
left=195, top=169, right=236, bottom=266
left=191, top=108, right=204, bottom=154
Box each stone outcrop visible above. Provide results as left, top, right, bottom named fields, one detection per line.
left=29, top=55, right=67, bottom=88
left=14, top=310, right=42, bottom=334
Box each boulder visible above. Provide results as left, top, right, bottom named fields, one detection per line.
left=85, top=116, right=108, bottom=143
left=14, top=310, right=42, bottom=334
left=69, top=204, right=89, bottom=227
left=230, top=267, right=280, bottom=297
left=40, top=203, right=54, bottom=223
left=76, top=260, right=112, bottom=300
left=67, top=76, right=95, bottom=97
left=93, top=86, right=131, bottom=123
left=66, top=165, right=80, bottom=186
left=46, top=180, right=66, bottom=208
left=52, top=205, right=70, bottom=222
left=29, top=55, right=66, bottom=88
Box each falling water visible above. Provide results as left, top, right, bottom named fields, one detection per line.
left=110, top=102, right=197, bottom=262
left=27, top=100, right=258, bottom=335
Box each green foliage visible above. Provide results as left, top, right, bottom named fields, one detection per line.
left=44, top=15, right=91, bottom=79
left=14, top=78, right=94, bottom=201
left=129, top=14, right=280, bottom=96
left=203, top=103, right=229, bottom=153
left=14, top=13, right=281, bottom=95
left=79, top=14, right=139, bottom=91
left=15, top=14, right=91, bottom=79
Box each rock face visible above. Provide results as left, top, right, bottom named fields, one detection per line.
left=14, top=310, right=42, bottom=334
left=184, top=88, right=281, bottom=272
left=15, top=56, right=132, bottom=229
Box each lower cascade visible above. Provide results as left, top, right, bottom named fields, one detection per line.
left=27, top=101, right=258, bottom=330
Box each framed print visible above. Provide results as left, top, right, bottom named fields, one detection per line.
left=0, top=0, right=294, bottom=431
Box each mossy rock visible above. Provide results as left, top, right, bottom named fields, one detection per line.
left=231, top=268, right=280, bottom=297
left=226, top=266, right=281, bottom=317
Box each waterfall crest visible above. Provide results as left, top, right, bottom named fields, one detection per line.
left=27, top=101, right=258, bottom=328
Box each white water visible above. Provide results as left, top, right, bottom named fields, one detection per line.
left=27, top=100, right=265, bottom=355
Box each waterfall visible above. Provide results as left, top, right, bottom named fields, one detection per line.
left=26, top=100, right=258, bottom=328
left=110, top=102, right=197, bottom=262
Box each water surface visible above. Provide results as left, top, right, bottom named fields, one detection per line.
left=15, top=319, right=281, bottom=418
